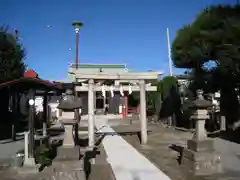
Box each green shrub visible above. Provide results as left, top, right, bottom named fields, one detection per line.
left=159, top=76, right=182, bottom=119
left=35, top=145, right=52, bottom=166
left=160, top=76, right=179, bottom=100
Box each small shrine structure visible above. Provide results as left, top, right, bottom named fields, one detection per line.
left=0, top=69, right=63, bottom=166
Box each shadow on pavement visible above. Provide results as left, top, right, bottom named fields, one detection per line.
left=95, top=130, right=152, bottom=143
left=0, top=134, right=24, bottom=144
left=169, top=144, right=184, bottom=165
left=208, top=129, right=240, bottom=144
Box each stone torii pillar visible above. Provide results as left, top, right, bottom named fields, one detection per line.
left=88, top=79, right=95, bottom=148
left=139, top=79, right=147, bottom=144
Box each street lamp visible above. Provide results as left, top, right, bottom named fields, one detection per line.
left=72, top=21, right=83, bottom=69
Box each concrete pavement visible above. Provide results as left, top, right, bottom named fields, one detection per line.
left=95, top=116, right=171, bottom=180
left=215, top=138, right=240, bottom=173
left=0, top=134, right=24, bottom=167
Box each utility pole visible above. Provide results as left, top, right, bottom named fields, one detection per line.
left=167, top=27, right=173, bottom=76
left=72, top=21, right=83, bottom=69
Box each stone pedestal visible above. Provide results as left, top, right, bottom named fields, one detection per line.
left=51, top=145, right=85, bottom=180
left=182, top=139, right=221, bottom=175
left=52, top=133, right=84, bottom=179
left=24, top=157, right=36, bottom=166
left=22, top=157, right=40, bottom=173
left=51, top=158, right=85, bottom=180
left=182, top=108, right=222, bottom=176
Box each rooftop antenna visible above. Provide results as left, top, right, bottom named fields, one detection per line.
left=166, top=27, right=173, bottom=76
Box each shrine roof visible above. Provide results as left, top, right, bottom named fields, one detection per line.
left=0, top=70, right=63, bottom=92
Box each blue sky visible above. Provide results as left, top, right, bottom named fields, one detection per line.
left=0, top=0, right=234, bottom=80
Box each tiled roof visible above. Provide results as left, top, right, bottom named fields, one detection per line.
left=70, top=63, right=126, bottom=69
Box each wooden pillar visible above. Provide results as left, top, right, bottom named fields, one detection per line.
left=11, top=91, right=17, bottom=141
left=42, top=92, right=48, bottom=136
left=139, top=80, right=147, bottom=144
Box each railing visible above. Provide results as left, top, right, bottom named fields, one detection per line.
left=128, top=107, right=139, bottom=114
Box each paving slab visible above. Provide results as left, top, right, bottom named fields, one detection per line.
left=95, top=116, right=171, bottom=180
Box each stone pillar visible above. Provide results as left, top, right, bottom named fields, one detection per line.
left=139, top=79, right=147, bottom=144
left=88, top=79, right=95, bottom=148
left=182, top=91, right=221, bottom=176
left=93, top=91, right=96, bottom=114
left=220, top=116, right=226, bottom=131
left=24, top=131, right=29, bottom=163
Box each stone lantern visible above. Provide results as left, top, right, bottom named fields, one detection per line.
left=52, top=89, right=85, bottom=180
left=182, top=89, right=222, bottom=176
left=57, top=89, right=82, bottom=147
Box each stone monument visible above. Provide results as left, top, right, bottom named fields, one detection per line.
left=182, top=89, right=222, bottom=176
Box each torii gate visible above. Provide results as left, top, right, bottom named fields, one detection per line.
left=71, top=71, right=161, bottom=146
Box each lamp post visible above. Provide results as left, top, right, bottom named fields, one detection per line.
left=72, top=21, right=83, bottom=97
left=72, top=21, right=83, bottom=69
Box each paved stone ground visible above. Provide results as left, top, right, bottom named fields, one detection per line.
left=0, top=124, right=114, bottom=180
left=112, top=122, right=240, bottom=180
left=0, top=134, right=24, bottom=168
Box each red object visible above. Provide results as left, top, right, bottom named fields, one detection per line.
left=122, top=96, right=128, bottom=119
left=128, top=107, right=138, bottom=114
left=122, top=105, right=126, bottom=119
left=24, top=69, right=38, bottom=78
